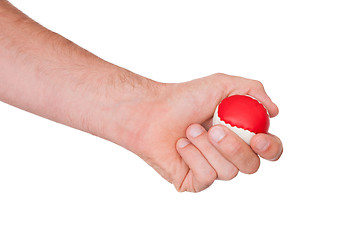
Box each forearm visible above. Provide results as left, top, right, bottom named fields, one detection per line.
left=0, top=1, right=158, bottom=146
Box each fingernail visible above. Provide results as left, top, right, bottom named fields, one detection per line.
left=256, top=138, right=269, bottom=151
left=210, top=126, right=226, bottom=143
left=177, top=139, right=190, bottom=148
left=189, top=125, right=203, bottom=138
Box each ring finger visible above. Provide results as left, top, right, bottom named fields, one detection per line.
left=186, top=124, right=239, bottom=180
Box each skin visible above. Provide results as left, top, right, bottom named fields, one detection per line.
left=0, top=1, right=283, bottom=192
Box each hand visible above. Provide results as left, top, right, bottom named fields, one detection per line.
left=111, top=73, right=283, bottom=192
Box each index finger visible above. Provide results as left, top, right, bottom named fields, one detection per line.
left=246, top=79, right=279, bottom=118
left=222, top=75, right=279, bottom=117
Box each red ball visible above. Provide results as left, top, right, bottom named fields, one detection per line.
left=213, top=95, right=270, bottom=143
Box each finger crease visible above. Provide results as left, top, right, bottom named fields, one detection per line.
left=178, top=169, right=190, bottom=192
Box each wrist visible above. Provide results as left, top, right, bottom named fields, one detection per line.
left=81, top=66, right=167, bottom=150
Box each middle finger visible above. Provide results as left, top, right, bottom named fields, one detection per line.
left=208, top=125, right=261, bottom=174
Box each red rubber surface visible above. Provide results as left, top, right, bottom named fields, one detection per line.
left=218, top=95, right=270, bottom=134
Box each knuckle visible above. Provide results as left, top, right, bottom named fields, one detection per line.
left=252, top=80, right=265, bottom=90
left=194, top=171, right=216, bottom=192
left=233, top=76, right=246, bottom=81
left=204, top=168, right=217, bottom=184
left=193, top=185, right=206, bottom=193
left=244, top=157, right=260, bottom=174
left=212, top=72, right=227, bottom=78
left=201, top=144, right=215, bottom=154
left=195, top=168, right=216, bottom=188
left=219, top=168, right=238, bottom=181
left=228, top=139, right=242, bottom=155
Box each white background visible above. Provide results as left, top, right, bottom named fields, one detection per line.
left=1, top=0, right=345, bottom=239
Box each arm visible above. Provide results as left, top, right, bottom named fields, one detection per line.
left=0, top=1, right=159, bottom=147
left=0, top=1, right=283, bottom=192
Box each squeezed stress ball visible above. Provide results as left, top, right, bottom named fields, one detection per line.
left=212, top=95, right=270, bottom=144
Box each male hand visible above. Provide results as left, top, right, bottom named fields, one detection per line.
left=113, top=73, right=283, bottom=192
